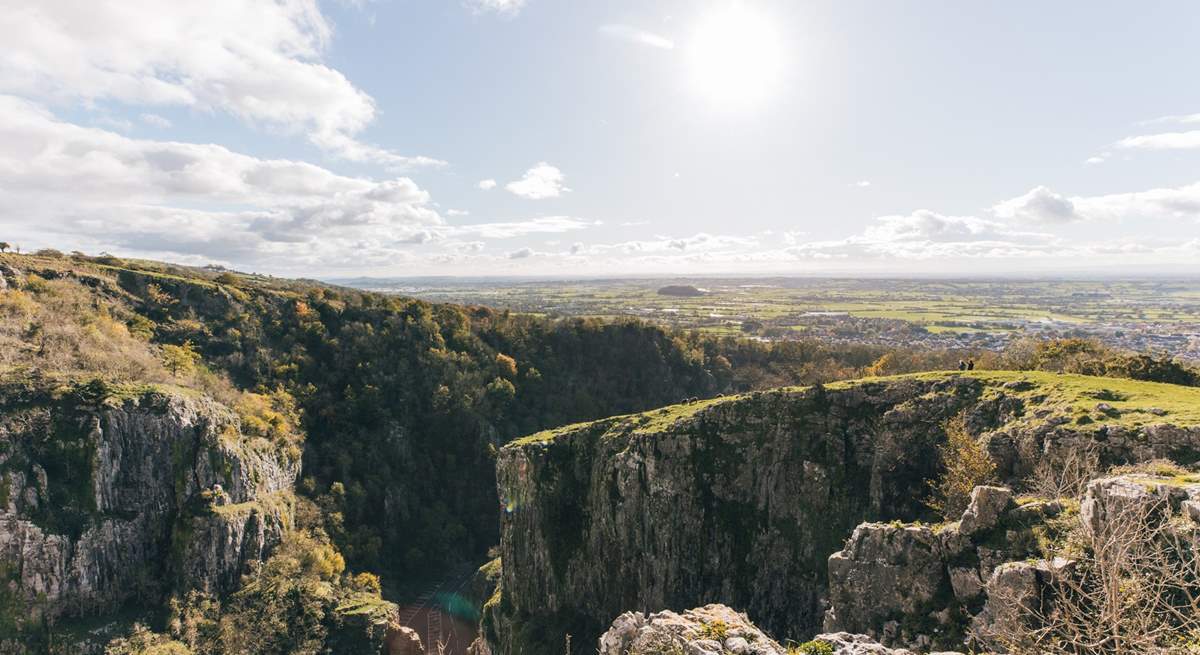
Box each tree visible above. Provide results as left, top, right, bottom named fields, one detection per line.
left=989, top=492, right=1200, bottom=654
left=161, top=341, right=201, bottom=377
left=0, top=242, right=9, bottom=253
left=496, top=353, right=518, bottom=378
left=926, top=414, right=995, bottom=519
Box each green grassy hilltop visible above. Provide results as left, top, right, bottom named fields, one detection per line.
left=512, top=369, right=1200, bottom=448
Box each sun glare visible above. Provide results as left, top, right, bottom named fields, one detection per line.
left=686, top=5, right=784, bottom=111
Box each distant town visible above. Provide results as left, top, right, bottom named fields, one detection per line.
left=339, top=277, right=1200, bottom=362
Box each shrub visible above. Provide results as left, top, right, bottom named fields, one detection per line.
left=789, top=640, right=834, bottom=655
left=235, top=388, right=303, bottom=447
left=161, top=341, right=202, bottom=376
left=697, top=619, right=729, bottom=641
left=927, top=414, right=996, bottom=520
left=105, top=624, right=192, bottom=655
left=496, top=353, right=518, bottom=378
left=986, top=493, right=1200, bottom=653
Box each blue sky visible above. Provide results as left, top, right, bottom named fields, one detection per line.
left=2, top=0, right=1200, bottom=276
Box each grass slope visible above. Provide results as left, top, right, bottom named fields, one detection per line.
left=510, top=370, right=1200, bottom=447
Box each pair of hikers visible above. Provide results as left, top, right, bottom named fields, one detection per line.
left=957, top=359, right=975, bottom=371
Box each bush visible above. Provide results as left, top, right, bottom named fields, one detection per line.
left=161, top=341, right=201, bottom=376
left=697, top=619, right=728, bottom=641
left=105, top=624, right=192, bottom=655
left=789, top=640, right=834, bottom=655
left=927, top=414, right=995, bottom=520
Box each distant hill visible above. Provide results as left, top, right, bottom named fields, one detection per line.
left=656, top=284, right=708, bottom=297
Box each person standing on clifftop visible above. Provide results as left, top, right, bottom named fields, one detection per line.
left=957, top=360, right=967, bottom=371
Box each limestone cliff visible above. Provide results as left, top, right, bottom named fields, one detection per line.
left=0, top=376, right=299, bottom=642
left=486, top=371, right=1200, bottom=654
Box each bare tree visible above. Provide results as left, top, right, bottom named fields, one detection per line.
left=993, top=494, right=1200, bottom=654
left=1026, top=443, right=1102, bottom=500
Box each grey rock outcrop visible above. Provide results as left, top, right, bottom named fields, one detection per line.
left=598, top=604, right=784, bottom=655
left=825, top=524, right=949, bottom=639
left=969, top=560, right=1050, bottom=651
left=823, top=484, right=1057, bottom=651
left=957, top=486, right=1013, bottom=536
left=0, top=381, right=300, bottom=629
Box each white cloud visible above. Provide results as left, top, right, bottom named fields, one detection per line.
left=507, top=247, right=535, bottom=259
left=1118, top=131, right=1200, bottom=150
left=0, top=96, right=444, bottom=269
left=139, top=113, right=172, bottom=128
left=0, top=0, right=442, bottom=170
left=506, top=162, right=569, bottom=199
left=478, top=179, right=498, bottom=190
left=852, top=180, right=871, bottom=188
left=598, top=24, right=675, bottom=50
left=94, top=115, right=134, bottom=132
left=452, top=216, right=591, bottom=239
left=1071, top=182, right=1200, bottom=222
left=467, top=0, right=526, bottom=16
left=1137, top=113, right=1200, bottom=126
left=446, top=209, right=470, bottom=217
left=991, top=186, right=1080, bottom=223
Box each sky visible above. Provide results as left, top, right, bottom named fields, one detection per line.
left=2, top=0, right=1200, bottom=278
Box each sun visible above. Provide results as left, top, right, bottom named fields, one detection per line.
left=686, top=5, right=784, bottom=111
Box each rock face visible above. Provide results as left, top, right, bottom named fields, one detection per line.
left=0, top=379, right=299, bottom=630
left=825, top=471, right=1200, bottom=652
left=825, top=523, right=951, bottom=642
left=487, top=373, right=1200, bottom=655
left=824, top=485, right=1062, bottom=651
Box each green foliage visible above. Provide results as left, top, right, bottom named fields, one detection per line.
left=0, top=561, right=24, bottom=635
left=788, top=640, right=834, bottom=655
left=697, top=619, right=729, bottom=641
left=234, top=388, right=303, bottom=451
left=1002, top=337, right=1199, bottom=386
left=127, top=530, right=387, bottom=655
left=161, top=341, right=201, bottom=377
left=105, top=624, right=193, bottom=655
left=6, top=251, right=1199, bottom=586
left=926, top=414, right=996, bottom=520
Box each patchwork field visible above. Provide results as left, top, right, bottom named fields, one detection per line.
left=340, top=277, right=1200, bottom=359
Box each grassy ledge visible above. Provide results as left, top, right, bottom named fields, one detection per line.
left=506, top=370, right=1200, bottom=449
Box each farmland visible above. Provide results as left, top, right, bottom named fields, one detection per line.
left=340, top=277, right=1200, bottom=360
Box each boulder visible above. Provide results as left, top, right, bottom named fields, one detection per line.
left=970, top=561, right=1046, bottom=651
left=824, top=523, right=947, bottom=642
left=1080, top=476, right=1164, bottom=535
left=597, top=604, right=784, bottom=655
left=958, top=486, right=1013, bottom=536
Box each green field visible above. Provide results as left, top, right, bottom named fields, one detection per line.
left=345, top=278, right=1200, bottom=351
